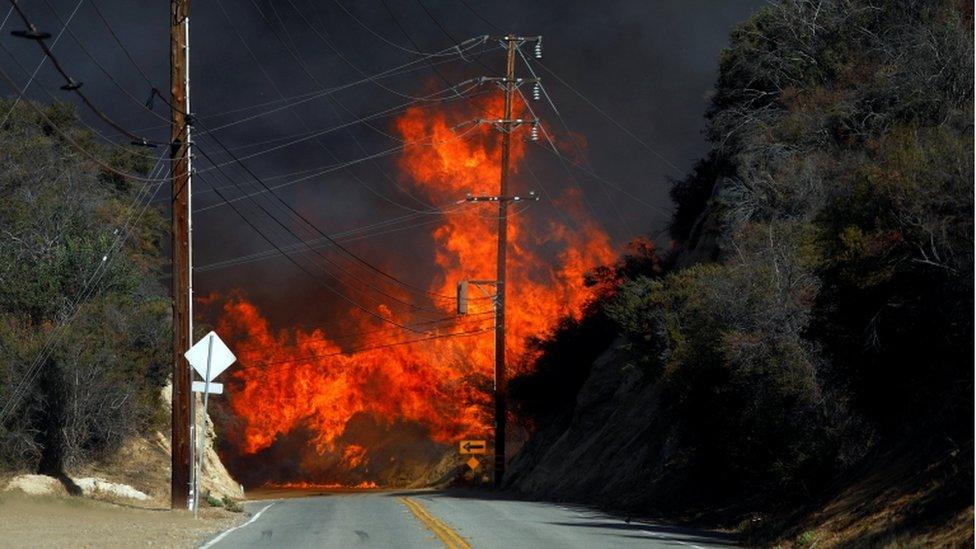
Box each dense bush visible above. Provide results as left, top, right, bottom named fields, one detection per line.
left=0, top=100, right=170, bottom=474
left=515, top=0, right=972, bottom=503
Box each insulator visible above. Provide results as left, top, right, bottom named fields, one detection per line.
left=12, top=29, right=52, bottom=41
left=530, top=123, right=539, bottom=141
left=532, top=83, right=541, bottom=101
left=534, top=41, right=542, bottom=59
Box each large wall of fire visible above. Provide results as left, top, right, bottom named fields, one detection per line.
left=212, top=94, right=615, bottom=484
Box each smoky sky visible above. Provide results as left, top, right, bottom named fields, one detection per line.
left=2, top=0, right=764, bottom=331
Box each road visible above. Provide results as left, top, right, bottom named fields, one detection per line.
left=203, top=490, right=737, bottom=549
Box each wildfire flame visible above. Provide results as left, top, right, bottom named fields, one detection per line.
left=217, top=94, right=615, bottom=482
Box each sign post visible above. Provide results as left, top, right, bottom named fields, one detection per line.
left=184, top=331, right=235, bottom=518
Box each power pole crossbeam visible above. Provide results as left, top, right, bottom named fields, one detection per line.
left=170, top=0, right=191, bottom=511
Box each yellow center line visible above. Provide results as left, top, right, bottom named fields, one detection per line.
left=398, top=496, right=473, bottom=549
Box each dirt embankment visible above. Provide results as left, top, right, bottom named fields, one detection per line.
left=1, top=384, right=248, bottom=547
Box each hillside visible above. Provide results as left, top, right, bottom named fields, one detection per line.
left=505, top=0, right=974, bottom=545
left=0, top=98, right=241, bottom=508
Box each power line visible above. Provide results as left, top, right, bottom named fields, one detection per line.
left=532, top=137, right=673, bottom=217
left=126, top=41, right=491, bottom=134
left=371, top=0, right=504, bottom=130
left=192, top=80, right=482, bottom=175
left=237, top=310, right=494, bottom=360
left=243, top=325, right=494, bottom=369
left=192, top=215, right=444, bottom=274
left=0, top=0, right=84, bottom=127
left=375, top=0, right=493, bottom=94
left=329, top=0, right=459, bottom=58
left=456, top=0, right=683, bottom=178
left=264, top=0, right=483, bottom=220
left=190, top=198, right=534, bottom=276
left=0, top=39, right=166, bottom=163
left=414, top=0, right=460, bottom=46
left=189, top=87, right=490, bottom=162
left=195, top=128, right=476, bottom=305
left=39, top=0, right=169, bottom=124
left=4, top=0, right=162, bottom=146
left=456, top=0, right=504, bottom=32
left=221, top=0, right=454, bottom=214
left=533, top=60, right=683, bottom=174
left=0, top=154, right=171, bottom=423
left=193, top=119, right=482, bottom=213
left=0, top=64, right=176, bottom=183
left=514, top=83, right=633, bottom=237
left=285, top=0, right=484, bottom=104
left=80, top=0, right=488, bottom=222
left=87, top=0, right=168, bottom=103
left=192, top=143, right=449, bottom=320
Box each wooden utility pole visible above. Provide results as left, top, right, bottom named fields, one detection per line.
left=170, top=0, right=191, bottom=511
left=493, top=36, right=517, bottom=487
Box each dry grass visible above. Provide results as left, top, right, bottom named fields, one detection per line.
left=761, top=444, right=973, bottom=548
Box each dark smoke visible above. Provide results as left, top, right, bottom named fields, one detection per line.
left=2, top=0, right=764, bottom=482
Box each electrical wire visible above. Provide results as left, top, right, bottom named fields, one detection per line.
left=191, top=87, right=490, bottom=161
left=330, top=0, right=460, bottom=58
left=0, top=64, right=176, bottom=184
left=285, top=0, right=485, bottom=104
left=532, top=137, right=673, bottom=217
left=3, top=0, right=163, bottom=146
left=0, top=0, right=84, bottom=127
left=192, top=144, right=450, bottom=320
left=195, top=130, right=479, bottom=306
left=515, top=83, right=632, bottom=236
left=193, top=119, right=482, bottom=213
left=127, top=42, right=492, bottom=135
left=192, top=217, right=443, bottom=274
left=82, top=0, right=488, bottom=222
left=0, top=154, right=171, bottom=423
left=261, top=0, right=457, bottom=218
left=532, top=59, right=683, bottom=174
left=217, top=0, right=463, bottom=213
left=190, top=198, right=534, bottom=275
left=193, top=81, right=482, bottom=174
left=238, top=310, right=494, bottom=359
left=456, top=0, right=504, bottom=33
left=243, top=325, right=494, bottom=369
left=0, top=40, right=168, bottom=163
left=39, top=0, right=170, bottom=124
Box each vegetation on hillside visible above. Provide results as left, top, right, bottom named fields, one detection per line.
left=0, top=100, right=170, bottom=479
left=511, top=0, right=972, bottom=515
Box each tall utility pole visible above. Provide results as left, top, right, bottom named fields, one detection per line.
left=170, top=0, right=191, bottom=511
left=461, top=34, right=541, bottom=487
left=493, top=36, right=517, bottom=488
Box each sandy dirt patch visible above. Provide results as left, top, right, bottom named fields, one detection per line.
left=0, top=492, right=245, bottom=548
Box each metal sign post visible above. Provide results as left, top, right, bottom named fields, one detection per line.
left=184, top=331, right=236, bottom=518
left=192, top=334, right=213, bottom=518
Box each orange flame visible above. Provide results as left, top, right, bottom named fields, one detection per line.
left=219, top=94, right=616, bottom=477
left=264, top=481, right=379, bottom=490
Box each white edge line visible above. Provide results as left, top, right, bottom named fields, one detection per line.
left=641, top=529, right=705, bottom=549
left=200, top=502, right=277, bottom=549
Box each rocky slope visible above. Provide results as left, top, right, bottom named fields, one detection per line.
left=504, top=338, right=973, bottom=546
left=504, top=339, right=692, bottom=512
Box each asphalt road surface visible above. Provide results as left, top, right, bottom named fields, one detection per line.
left=203, top=490, right=738, bottom=548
